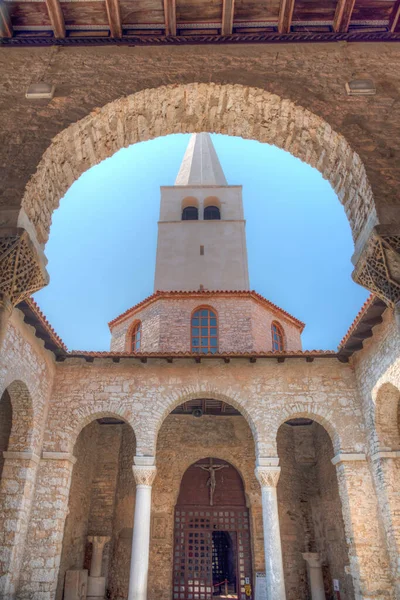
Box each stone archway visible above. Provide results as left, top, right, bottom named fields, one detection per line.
left=22, top=82, right=374, bottom=247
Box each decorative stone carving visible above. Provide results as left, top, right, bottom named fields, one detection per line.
left=132, top=465, right=157, bottom=487
left=352, top=225, right=400, bottom=307
left=0, top=227, right=48, bottom=346
left=255, top=466, right=281, bottom=488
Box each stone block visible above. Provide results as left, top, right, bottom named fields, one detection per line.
left=87, top=575, right=106, bottom=597
left=64, top=569, right=88, bottom=600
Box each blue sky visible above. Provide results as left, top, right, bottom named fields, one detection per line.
left=33, top=133, right=369, bottom=351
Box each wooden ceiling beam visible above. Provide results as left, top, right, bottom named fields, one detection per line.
left=278, top=0, right=295, bottom=33
left=105, top=0, right=122, bottom=38
left=333, top=0, right=356, bottom=33
left=0, top=1, right=13, bottom=38
left=389, top=0, right=400, bottom=32
left=45, top=0, right=65, bottom=38
left=164, top=0, right=176, bottom=36
left=222, top=0, right=235, bottom=35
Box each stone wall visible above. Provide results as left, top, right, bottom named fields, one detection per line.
left=110, top=295, right=302, bottom=353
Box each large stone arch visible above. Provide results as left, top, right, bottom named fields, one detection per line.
left=22, top=82, right=375, bottom=247
left=139, top=383, right=261, bottom=459
left=43, top=401, right=139, bottom=454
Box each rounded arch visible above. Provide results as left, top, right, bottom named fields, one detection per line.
left=204, top=196, right=221, bottom=209
left=1, top=379, right=35, bottom=452
left=182, top=196, right=199, bottom=209
left=268, top=406, right=353, bottom=455
left=44, top=403, right=139, bottom=454
left=22, top=82, right=375, bottom=246
left=143, top=387, right=261, bottom=460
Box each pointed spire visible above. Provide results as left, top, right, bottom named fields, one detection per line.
left=175, top=133, right=228, bottom=186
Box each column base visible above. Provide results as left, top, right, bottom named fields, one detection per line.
left=87, top=576, right=106, bottom=597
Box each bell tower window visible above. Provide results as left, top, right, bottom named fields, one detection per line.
left=191, top=308, right=218, bottom=354
left=182, top=206, right=199, bottom=220
left=271, top=322, right=285, bottom=352
left=204, top=206, right=221, bottom=220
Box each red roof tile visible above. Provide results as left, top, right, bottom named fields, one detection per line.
left=338, top=294, right=375, bottom=348
left=108, top=290, right=306, bottom=331
left=26, top=298, right=68, bottom=351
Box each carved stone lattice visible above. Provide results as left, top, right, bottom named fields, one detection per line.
left=0, top=229, right=48, bottom=306
left=353, top=228, right=400, bottom=307
left=255, top=466, right=281, bottom=488
left=132, top=465, right=157, bottom=486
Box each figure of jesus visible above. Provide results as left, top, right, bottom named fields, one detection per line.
left=195, top=458, right=229, bottom=506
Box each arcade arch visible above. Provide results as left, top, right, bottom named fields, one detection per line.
left=56, top=414, right=136, bottom=600
left=276, top=418, right=354, bottom=600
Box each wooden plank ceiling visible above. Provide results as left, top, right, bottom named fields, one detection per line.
left=1, top=0, right=399, bottom=43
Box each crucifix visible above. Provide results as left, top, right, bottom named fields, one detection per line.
left=195, top=458, right=229, bottom=506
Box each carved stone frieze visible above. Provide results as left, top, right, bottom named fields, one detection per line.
left=255, top=466, right=281, bottom=488
left=132, top=465, right=157, bottom=486
left=0, top=228, right=49, bottom=307
left=352, top=225, right=400, bottom=307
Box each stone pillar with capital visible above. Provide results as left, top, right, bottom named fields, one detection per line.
left=0, top=226, right=48, bottom=349
left=255, top=461, right=286, bottom=600
left=332, top=453, right=393, bottom=599
left=302, top=553, right=325, bottom=600
left=370, top=450, right=400, bottom=597
left=128, top=457, right=157, bottom=600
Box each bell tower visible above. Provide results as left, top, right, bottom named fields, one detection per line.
left=154, top=133, right=250, bottom=292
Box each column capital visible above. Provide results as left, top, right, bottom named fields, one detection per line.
left=132, top=465, right=157, bottom=487
left=255, top=466, right=281, bottom=488
left=331, top=452, right=366, bottom=466
left=302, top=552, right=323, bottom=568
left=3, top=450, right=40, bottom=464
left=0, top=227, right=48, bottom=306
left=87, top=535, right=110, bottom=549
left=42, top=451, right=77, bottom=464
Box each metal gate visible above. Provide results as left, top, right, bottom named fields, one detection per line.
left=173, top=507, right=253, bottom=600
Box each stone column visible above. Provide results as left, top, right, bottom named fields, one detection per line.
left=87, top=536, right=110, bottom=577
left=0, top=227, right=48, bottom=349
left=128, top=457, right=157, bottom=600
left=370, top=450, right=400, bottom=597
left=0, top=451, right=41, bottom=600
left=302, top=553, right=325, bottom=600
left=332, top=453, right=393, bottom=599
left=255, top=462, right=286, bottom=600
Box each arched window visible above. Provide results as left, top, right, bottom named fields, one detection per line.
left=191, top=308, right=218, bottom=354
left=130, top=322, right=141, bottom=352
left=204, top=206, right=221, bottom=220
left=182, top=206, right=199, bottom=220
left=271, top=322, right=284, bottom=352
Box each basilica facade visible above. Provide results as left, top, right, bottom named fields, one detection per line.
left=0, top=133, right=399, bottom=600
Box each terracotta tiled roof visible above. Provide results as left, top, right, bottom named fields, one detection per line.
left=108, top=290, right=305, bottom=331
left=338, top=294, right=375, bottom=348
left=25, top=298, right=68, bottom=351
left=65, top=350, right=336, bottom=359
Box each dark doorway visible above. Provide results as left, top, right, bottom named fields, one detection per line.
left=173, top=458, right=252, bottom=600
left=212, top=531, right=237, bottom=598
